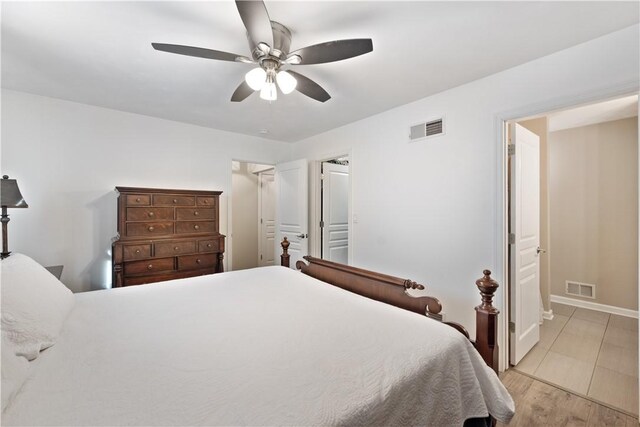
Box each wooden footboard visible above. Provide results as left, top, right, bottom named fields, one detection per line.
left=279, top=238, right=500, bottom=373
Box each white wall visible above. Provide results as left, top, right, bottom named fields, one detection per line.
left=292, top=25, right=639, bottom=338
left=0, top=90, right=291, bottom=292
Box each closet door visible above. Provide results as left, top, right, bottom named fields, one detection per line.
left=275, top=159, right=308, bottom=268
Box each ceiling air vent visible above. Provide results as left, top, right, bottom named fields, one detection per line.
left=409, top=118, right=445, bottom=141
left=565, top=281, right=595, bottom=299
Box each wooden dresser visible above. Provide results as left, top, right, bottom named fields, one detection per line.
left=112, top=186, right=225, bottom=287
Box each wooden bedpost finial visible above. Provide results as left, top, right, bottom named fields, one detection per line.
left=475, top=269, right=499, bottom=313
left=280, top=237, right=290, bottom=268
left=475, top=269, right=500, bottom=373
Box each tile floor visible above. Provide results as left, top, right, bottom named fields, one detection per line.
left=514, top=302, right=639, bottom=415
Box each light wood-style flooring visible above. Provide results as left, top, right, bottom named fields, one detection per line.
left=498, top=369, right=638, bottom=426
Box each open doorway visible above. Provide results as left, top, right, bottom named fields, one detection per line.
left=230, top=160, right=275, bottom=271
left=507, top=94, right=639, bottom=415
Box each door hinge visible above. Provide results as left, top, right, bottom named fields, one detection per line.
left=509, top=233, right=515, bottom=245
left=320, top=173, right=324, bottom=180
left=509, top=321, right=515, bottom=333
left=260, top=254, right=263, bottom=260
left=320, top=220, right=324, bottom=228
left=508, top=144, right=516, bottom=156
left=260, top=218, right=263, bottom=224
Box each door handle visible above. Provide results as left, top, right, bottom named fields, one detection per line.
left=296, top=233, right=308, bottom=239
left=537, top=247, right=546, bottom=254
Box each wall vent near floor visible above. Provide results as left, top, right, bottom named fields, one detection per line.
left=409, top=118, right=445, bottom=141
left=565, top=281, right=596, bottom=299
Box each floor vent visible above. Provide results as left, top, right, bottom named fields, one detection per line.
left=565, top=281, right=596, bottom=299
left=409, top=118, right=444, bottom=141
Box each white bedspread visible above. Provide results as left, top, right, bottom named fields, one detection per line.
left=3, top=266, right=514, bottom=426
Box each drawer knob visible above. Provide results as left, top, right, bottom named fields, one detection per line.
left=194, top=211, right=199, bottom=216
left=148, top=212, right=155, bottom=217
left=196, top=259, right=202, bottom=264
left=174, top=246, right=179, bottom=251
left=203, top=200, right=208, bottom=204
left=194, top=225, right=200, bottom=230
left=147, top=264, right=153, bottom=270
left=136, top=197, right=141, bottom=202
left=135, top=249, right=141, bottom=254
left=173, top=199, right=178, bottom=203
left=207, top=243, right=212, bottom=248
left=148, top=226, right=154, bottom=232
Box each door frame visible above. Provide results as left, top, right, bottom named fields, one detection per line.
left=228, top=159, right=275, bottom=272
left=257, top=169, right=275, bottom=266
left=495, top=80, right=639, bottom=374
left=309, top=149, right=353, bottom=263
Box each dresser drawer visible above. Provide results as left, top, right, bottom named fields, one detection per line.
left=125, top=257, right=175, bottom=275
left=155, top=240, right=197, bottom=257
left=175, top=221, right=215, bottom=234
left=126, top=207, right=174, bottom=221
left=153, top=195, right=195, bottom=206
left=123, top=244, right=152, bottom=261
left=126, top=194, right=150, bottom=206
left=176, top=208, right=215, bottom=221
left=198, top=239, right=219, bottom=253
left=196, top=196, right=216, bottom=207
left=178, top=254, right=217, bottom=271
left=126, top=222, right=174, bottom=237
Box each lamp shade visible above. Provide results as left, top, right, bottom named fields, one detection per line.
left=276, top=71, right=297, bottom=95
left=245, top=67, right=267, bottom=91
left=1, top=176, right=28, bottom=208
left=260, top=82, right=277, bottom=101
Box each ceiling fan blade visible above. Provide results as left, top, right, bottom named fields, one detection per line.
left=235, top=0, right=274, bottom=48
left=231, top=80, right=255, bottom=102
left=288, top=39, right=373, bottom=65
left=152, top=43, right=246, bottom=62
left=287, top=71, right=331, bottom=103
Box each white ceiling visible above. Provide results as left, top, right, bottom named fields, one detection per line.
left=548, top=95, right=639, bottom=132
left=2, top=2, right=638, bottom=142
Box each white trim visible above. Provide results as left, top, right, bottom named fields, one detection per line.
left=542, top=310, right=554, bottom=321
left=551, top=294, right=639, bottom=319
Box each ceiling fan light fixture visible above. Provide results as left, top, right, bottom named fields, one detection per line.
left=276, top=70, right=297, bottom=94
left=245, top=67, right=267, bottom=90
left=260, top=81, right=277, bottom=101
left=260, top=70, right=277, bottom=101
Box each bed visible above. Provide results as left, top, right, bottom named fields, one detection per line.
left=1, top=240, right=514, bottom=426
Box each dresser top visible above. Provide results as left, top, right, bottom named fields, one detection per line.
left=115, top=186, right=223, bottom=196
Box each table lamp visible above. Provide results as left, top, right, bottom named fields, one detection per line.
left=1, top=175, right=28, bottom=259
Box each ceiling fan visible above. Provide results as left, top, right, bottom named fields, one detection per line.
left=152, top=0, right=373, bottom=103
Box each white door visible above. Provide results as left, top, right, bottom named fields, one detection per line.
left=510, top=123, right=541, bottom=365
left=322, top=163, right=349, bottom=264
left=275, top=159, right=308, bottom=268
left=258, top=171, right=276, bottom=266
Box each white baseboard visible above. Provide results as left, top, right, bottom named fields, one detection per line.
left=551, top=295, right=639, bottom=319
left=542, top=310, right=554, bottom=321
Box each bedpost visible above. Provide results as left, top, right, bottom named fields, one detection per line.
left=475, top=269, right=500, bottom=374
left=280, top=237, right=290, bottom=268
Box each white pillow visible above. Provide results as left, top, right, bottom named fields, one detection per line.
left=1, top=332, right=31, bottom=412
left=1, top=253, right=75, bottom=360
